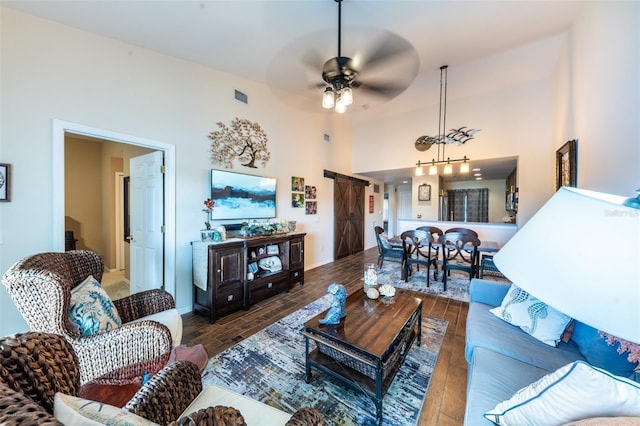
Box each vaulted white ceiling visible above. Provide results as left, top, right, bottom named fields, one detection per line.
left=3, top=0, right=585, bottom=124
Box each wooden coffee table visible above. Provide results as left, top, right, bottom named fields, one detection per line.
left=302, top=289, right=422, bottom=425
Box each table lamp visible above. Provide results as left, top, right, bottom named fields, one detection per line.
left=493, top=187, right=640, bottom=344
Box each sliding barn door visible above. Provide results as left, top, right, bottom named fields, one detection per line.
left=334, top=176, right=365, bottom=259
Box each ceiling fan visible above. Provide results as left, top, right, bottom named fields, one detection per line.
left=319, top=0, right=418, bottom=113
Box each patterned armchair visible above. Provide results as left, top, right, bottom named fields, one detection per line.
left=0, top=332, right=217, bottom=425
left=0, top=332, right=326, bottom=425
left=2, top=250, right=177, bottom=384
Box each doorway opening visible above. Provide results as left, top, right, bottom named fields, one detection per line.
left=52, top=119, right=177, bottom=297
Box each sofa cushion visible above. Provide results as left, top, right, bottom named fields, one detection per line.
left=571, top=321, right=639, bottom=378
left=129, top=308, right=183, bottom=348
left=69, top=276, right=122, bottom=336
left=466, top=302, right=584, bottom=369
left=54, top=393, right=159, bottom=425
left=179, top=384, right=291, bottom=426
left=484, top=361, right=640, bottom=425
left=464, top=347, right=550, bottom=426
left=489, top=284, right=572, bottom=346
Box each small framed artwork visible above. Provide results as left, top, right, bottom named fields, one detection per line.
left=369, top=195, right=374, bottom=213
left=556, top=139, right=577, bottom=190
left=292, top=192, right=305, bottom=208
left=0, top=163, right=10, bottom=202
left=292, top=176, right=304, bottom=192
left=305, top=201, right=317, bottom=215
left=305, top=185, right=317, bottom=199
left=418, top=183, right=431, bottom=201
left=266, top=244, right=279, bottom=255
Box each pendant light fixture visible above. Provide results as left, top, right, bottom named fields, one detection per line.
left=414, top=65, right=479, bottom=175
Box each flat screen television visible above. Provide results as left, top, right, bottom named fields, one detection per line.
left=210, top=170, right=276, bottom=220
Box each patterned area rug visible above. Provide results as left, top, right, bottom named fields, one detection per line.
left=202, top=294, right=447, bottom=426
left=377, top=259, right=473, bottom=303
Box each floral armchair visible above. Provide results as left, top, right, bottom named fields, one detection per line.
left=2, top=250, right=177, bottom=384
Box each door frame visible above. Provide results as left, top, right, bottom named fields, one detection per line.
left=52, top=119, right=176, bottom=297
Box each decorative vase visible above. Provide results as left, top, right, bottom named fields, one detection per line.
left=363, top=263, right=378, bottom=290
left=200, top=229, right=216, bottom=242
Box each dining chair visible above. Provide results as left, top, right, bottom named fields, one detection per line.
left=439, top=231, right=481, bottom=291
left=400, top=230, right=437, bottom=287
left=444, top=227, right=478, bottom=262
left=416, top=226, right=444, bottom=266
left=374, top=226, right=404, bottom=268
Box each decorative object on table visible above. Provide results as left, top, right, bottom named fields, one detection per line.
left=319, top=283, right=347, bottom=325
left=363, top=263, right=378, bottom=290
left=555, top=139, right=577, bottom=190
left=0, top=163, right=10, bottom=202
left=240, top=220, right=284, bottom=236
left=493, top=187, right=640, bottom=346
left=208, top=117, right=270, bottom=169
left=200, top=198, right=216, bottom=241
left=418, top=183, right=431, bottom=201
left=378, top=284, right=396, bottom=298
left=365, top=287, right=380, bottom=300
left=216, top=225, right=226, bottom=241
left=288, top=220, right=297, bottom=232
left=414, top=65, right=479, bottom=176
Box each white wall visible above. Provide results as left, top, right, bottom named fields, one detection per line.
left=0, top=8, right=353, bottom=335
left=555, top=1, right=640, bottom=194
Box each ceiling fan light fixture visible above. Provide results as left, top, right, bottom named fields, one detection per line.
left=341, top=86, right=353, bottom=106
left=335, top=98, right=347, bottom=113
left=322, top=87, right=335, bottom=109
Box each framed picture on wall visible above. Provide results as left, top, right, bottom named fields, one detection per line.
left=418, top=183, right=431, bottom=201
left=0, top=163, right=11, bottom=202
left=556, top=139, right=577, bottom=190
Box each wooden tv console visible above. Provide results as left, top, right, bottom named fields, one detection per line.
left=191, top=232, right=306, bottom=323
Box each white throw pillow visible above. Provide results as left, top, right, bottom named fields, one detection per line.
left=484, top=361, right=640, bottom=426
left=130, top=308, right=183, bottom=348
left=54, top=393, right=160, bottom=425
left=490, top=283, right=571, bottom=346
left=69, top=275, right=122, bottom=336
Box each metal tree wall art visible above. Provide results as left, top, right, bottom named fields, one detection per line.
left=208, top=117, right=271, bottom=168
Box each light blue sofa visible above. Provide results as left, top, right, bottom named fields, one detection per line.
left=464, top=279, right=639, bottom=425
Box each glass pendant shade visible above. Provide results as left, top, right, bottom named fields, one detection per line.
left=415, top=165, right=424, bottom=176
left=341, top=87, right=353, bottom=106
left=428, top=164, right=438, bottom=175
left=460, top=160, right=470, bottom=174
left=335, top=98, right=347, bottom=114
left=322, top=88, right=335, bottom=109
left=443, top=162, right=453, bottom=175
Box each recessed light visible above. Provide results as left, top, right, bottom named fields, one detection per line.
left=474, top=173, right=482, bottom=177
left=472, top=168, right=481, bottom=172
left=402, top=180, right=408, bottom=184
left=475, top=177, right=483, bottom=180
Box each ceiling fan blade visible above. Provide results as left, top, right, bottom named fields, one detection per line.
left=301, top=48, right=325, bottom=72
left=353, top=81, right=407, bottom=99
left=357, top=32, right=415, bottom=72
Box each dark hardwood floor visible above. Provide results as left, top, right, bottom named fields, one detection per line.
left=181, top=246, right=468, bottom=425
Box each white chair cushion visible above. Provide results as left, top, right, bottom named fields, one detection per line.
left=130, top=308, right=182, bottom=348
left=54, top=393, right=159, bottom=425
left=179, top=385, right=291, bottom=426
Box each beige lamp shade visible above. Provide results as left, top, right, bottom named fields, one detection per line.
left=493, top=187, right=640, bottom=344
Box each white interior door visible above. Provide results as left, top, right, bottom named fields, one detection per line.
left=130, top=151, right=164, bottom=293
